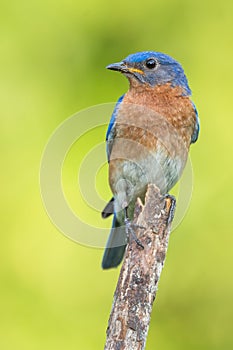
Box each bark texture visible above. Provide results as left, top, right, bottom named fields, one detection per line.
left=104, top=184, right=176, bottom=350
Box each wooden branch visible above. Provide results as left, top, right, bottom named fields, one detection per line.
left=104, top=184, right=176, bottom=350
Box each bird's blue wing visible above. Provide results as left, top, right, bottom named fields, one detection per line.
left=191, top=102, right=200, bottom=144
left=106, top=94, right=124, bottom=162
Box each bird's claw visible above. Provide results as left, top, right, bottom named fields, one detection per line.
left=124, top=217, right=144, bottom=249
left=163, top=194, right=176, bottom=224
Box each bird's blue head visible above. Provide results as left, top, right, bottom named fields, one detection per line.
left=107, top=51, right=191, bottom=95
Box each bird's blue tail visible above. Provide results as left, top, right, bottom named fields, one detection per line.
left=102, top=215, right=126, bottom=269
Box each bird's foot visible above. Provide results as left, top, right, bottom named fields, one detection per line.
left=163, top=194, right=176, bottom=224
left=124, top=216, right=144, bottom=249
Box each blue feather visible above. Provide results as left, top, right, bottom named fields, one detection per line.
left=106, top=94, right=124, bottom=162
left=106, top=94, right=124, bottom=140
left=191, top=103, right=200, bottom=143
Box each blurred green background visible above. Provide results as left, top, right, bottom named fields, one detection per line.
left=1, top=0, right=233, bottom=349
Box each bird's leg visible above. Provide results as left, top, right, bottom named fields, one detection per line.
left=124, top=207, right=144, bottom=249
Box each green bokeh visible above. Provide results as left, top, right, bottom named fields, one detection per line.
left=1, top=0, right=233, bottom=349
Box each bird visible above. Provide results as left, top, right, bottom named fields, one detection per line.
left=101, top=51, right=199, bottom=269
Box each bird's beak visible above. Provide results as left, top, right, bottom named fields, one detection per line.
left=106, top=61, right=128, bottom=73
left=106, top=61, right=144, bottom=75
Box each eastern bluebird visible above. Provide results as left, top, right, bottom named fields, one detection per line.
left=101, top=51, right=199, bottom=269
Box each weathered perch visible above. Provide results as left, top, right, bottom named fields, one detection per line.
left=104, top=184, right=176, bottom=350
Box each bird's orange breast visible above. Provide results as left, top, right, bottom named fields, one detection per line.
left=122, top=83, right=196, bottom=149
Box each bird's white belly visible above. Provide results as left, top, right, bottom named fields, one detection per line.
left=113, top=143, right=185, bottom=214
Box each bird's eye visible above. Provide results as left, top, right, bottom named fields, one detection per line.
left=145, top=58, right=157, bottom=69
